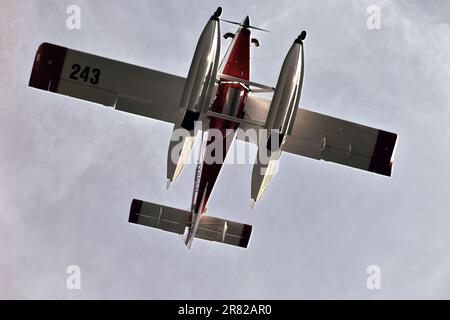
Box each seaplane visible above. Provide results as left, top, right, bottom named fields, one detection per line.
left=28, top=7, right=397, bottom=249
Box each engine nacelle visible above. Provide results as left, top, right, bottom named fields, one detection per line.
left=251, top=32, right=306, bottom=204
left=166, top=8, right=222, bottom=185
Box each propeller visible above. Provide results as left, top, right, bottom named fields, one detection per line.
left=220, top=16, right=270, bottom=32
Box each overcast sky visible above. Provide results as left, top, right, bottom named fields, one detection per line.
left=1, top=0, right=450, bottom=299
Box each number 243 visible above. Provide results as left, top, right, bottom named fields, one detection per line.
left=69, top=64, right=101, bottom=84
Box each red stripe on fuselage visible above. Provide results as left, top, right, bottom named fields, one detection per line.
left=193, top=28, right=251, bottom=214
left=221, top=28, right=250, bottom=80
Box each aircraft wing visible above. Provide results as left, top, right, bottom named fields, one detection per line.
left=241, top=95, right=398, bottom=176
left=29, top=43, right=186, bottom=124
left=129, top=199, right=252, bottom=248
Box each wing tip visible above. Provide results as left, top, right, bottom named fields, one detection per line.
left=369, top=130, right=398, bottom=177
left=238, top=224, right=253, bottom=248
left=128, top=199, right=143, bottom=223
left=29, top=42, right=67, bottom=92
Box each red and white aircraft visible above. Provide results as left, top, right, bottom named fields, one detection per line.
left=28, top=8, right=397, bottom=249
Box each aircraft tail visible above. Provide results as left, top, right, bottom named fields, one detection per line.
left=128, top=199, right=252, bottom=248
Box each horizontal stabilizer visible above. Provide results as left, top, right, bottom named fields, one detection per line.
left=195, top=215, right=252, bottom=248
left=128, top=199, right=189, bottom=234
left=128, top=199, right=252, bottom=248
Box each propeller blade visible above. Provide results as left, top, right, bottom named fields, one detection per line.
left=220, top=18, right=270, bottom=32
left=249, top=25, right=270, bottom=32
left=220, top=18, right=242, bottom=26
